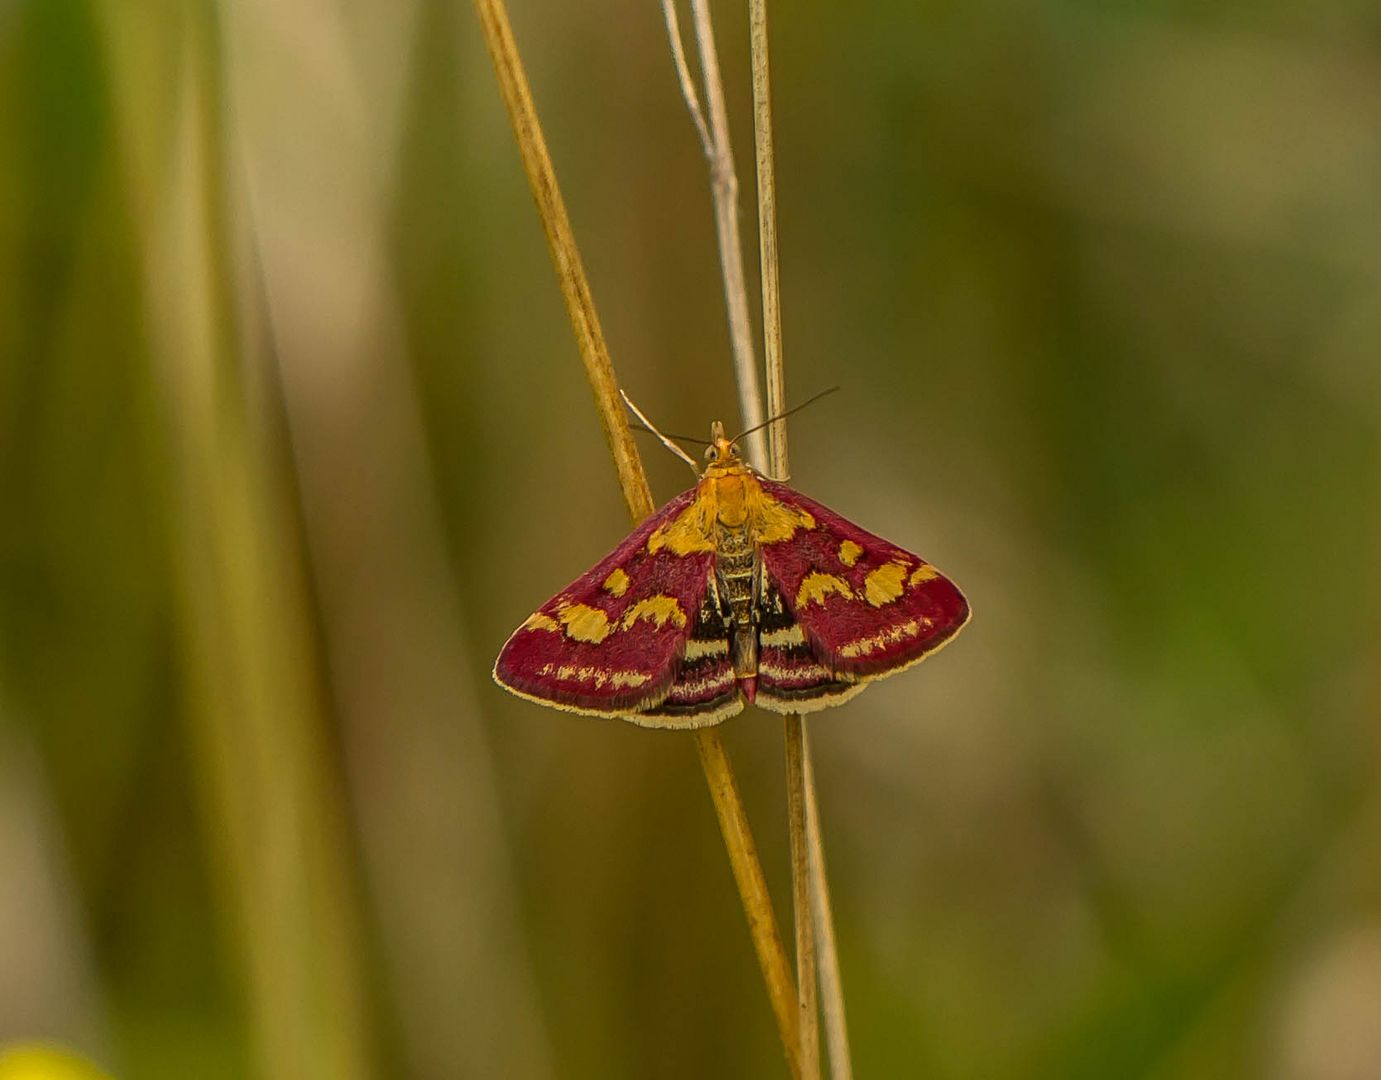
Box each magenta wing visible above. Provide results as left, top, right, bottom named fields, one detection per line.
left=493, top=489, right=718, bottom=719
left=756, top=480, right=969, bottom=689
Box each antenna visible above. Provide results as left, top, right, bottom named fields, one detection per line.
left=730, top=385, right=840, bottom=446
left=630, top=426, right=711, bottom=447
left=619, top=390, right=701, bottom=474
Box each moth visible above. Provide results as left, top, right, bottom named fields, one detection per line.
left=493, top=418, right=969, bottom=728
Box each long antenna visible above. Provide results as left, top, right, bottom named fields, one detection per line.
left=619, top=390, right=701, bottom=474
left=731, top=385, right=839, bottom=446
left=631, top=424, right=711, bottom=446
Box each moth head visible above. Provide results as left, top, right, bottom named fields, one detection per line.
left=705, top=421, right=741, bottom=468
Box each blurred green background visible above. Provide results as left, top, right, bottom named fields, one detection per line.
left=3, top=0, right=1379, bottom=1077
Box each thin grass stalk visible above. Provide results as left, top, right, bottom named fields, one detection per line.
left=805, top=728, right=853, bottom=1080
left=748, top=0, right=788, bottom=477
left=662, top=12, right=830, bottom=1071
left=471, top=2, right=800, bottom=1073
left=660, top=0, right=769, bottom=468
left=667, top=0, right=851, bottom=1072
left=692, top=728, right=803, bottom=1075
left=783, top=713, right=820, bottom=1079
left=473, top=0, right=651, bottom=519
left=748, top=2, right=845, bottom=1075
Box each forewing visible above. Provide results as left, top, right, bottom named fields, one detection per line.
left=493, top=489, right=715, bottom=716
left=757, top=480, right=969, bottom=681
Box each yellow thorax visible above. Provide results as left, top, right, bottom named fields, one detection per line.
left=646, top=421, right=815, bottom=556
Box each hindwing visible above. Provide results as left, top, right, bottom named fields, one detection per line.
left=637, top=584, right=743, bottom=728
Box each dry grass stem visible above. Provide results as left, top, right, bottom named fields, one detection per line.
left=660, top=0, right=714, bottom=154
left=664, top=3, right=844, bottom=1074
left=694, top=730, right=804, bottom=1080
left=805, top=731, right=853, bottom=1080
left=473, top=0, right=653, bottom=520
left=668, top=0, right=852, bottom=1071
left=472, top=1, right=800, bottom=1072
left=748, top=1, right=850, bottom=1074
left=748, top=0, right=789, bottom=481
left=783, top=718, right=820, bottom=1078
left=660, top=0, right=769, bottom=469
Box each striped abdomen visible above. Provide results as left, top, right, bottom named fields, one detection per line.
left=715, top=525, right=759, bottom=690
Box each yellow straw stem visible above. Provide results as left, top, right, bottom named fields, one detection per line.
left=472, top=2, right=802, bottom=1073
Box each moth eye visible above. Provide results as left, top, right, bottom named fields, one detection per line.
left=704, top=445, right=716, bottom=462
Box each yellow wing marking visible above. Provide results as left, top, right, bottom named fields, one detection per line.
left=556, top=602, right=613, bottom=644
left=647, top=497, right=717, bottom=555
left=620, top=594, right=688, bottom=631
left=685, top=638, right=729, bottom=660
left=523, top=612, right=561, bottom=633
left=909, top=564, right=938, bottom=585
left=602, top=568, right=631, bottom=596
left=753, top=496, right=814, bottom=545
left=838, top=618, right=926, bottom=659
left=665, top=669, right=734, bottom=698
left=759, top=658, right=833, bottom=681
left=761, top=624, right=807, bottom=647
left=553, top=595, right=687, bottom=642
left=537, top=663, right=650, bottom=689
left=863, top=561, right=909, bottom=607
left=797, top=572, right=854, bottom=609
left=838, top=540, right=864, bottom=567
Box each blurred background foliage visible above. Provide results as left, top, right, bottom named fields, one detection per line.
left=2, top=0, right=1379, bottom=1077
